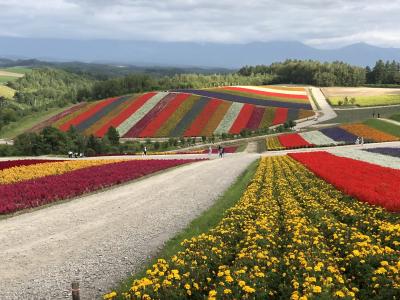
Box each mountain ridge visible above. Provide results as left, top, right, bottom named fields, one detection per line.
left=1, top=37, right=399, bottom=68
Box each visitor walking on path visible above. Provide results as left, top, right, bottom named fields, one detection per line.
left=208, top=146, right=212, bottom=156
left=143, top=146, right=147, bottom=156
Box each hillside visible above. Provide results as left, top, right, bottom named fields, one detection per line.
left=33, top=86, right=314, bottom=138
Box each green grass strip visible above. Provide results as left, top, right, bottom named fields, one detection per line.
left=364, top=119, right=400, bottom=137
left=0, top=105, right=77, bottom=139
left=390, top=113, right=400, bottom=122
left=114, top=158, right=259, bottom=297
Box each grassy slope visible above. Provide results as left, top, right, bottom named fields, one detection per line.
left=0, top=85, right=15, bottom=98
left=329, top=95, right=400, bottom=106
left=1, top=66, right=32, bottom=74
left=0, top=104, right=76, bottom=139
left=114, top=159, right=259, bottom=297
left=322, top=106, right=400, bottom=124
left=0, top=76, right=18, bottom=84
left=390, top=113, right=400, bottom=122
left=364, top=119, right=400, bottom=137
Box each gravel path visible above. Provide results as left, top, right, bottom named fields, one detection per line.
left=0, top=154, right=258, bottom=299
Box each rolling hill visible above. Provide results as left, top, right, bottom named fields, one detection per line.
left=32, top=86, right=314, bottom=138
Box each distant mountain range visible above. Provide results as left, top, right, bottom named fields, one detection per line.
left=1, top=37, right=400, bottom=68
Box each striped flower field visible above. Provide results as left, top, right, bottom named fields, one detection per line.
left=32, top=86, right=314, bottom=138
left=266, top=122, right=399, bottom=150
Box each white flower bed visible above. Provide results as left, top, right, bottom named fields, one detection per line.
left=213, top=102, right=244, bottom=134
left=328, top=148, right=400, bottom=170
left=234, top=85, right=307, bottom=96
left=117, top=92, right=168, bottom=136
left=300, top=131, right=338, bottom=146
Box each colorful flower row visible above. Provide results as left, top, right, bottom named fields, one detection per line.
left=105, top=156, right=399, bottom=299
left=266, top=123, right=399, bottom=150
left=364, top=147, right=400, bottom=158
left=0, top=159, right=60, bottom=171
left=51, top=91, right=314, bottom=138
left=290, top=151, right=400, bottom=211
left=174, top=88, right=313, bottom=110
left=0, top=159, right=198, bottom=214
left=0, top=159, right=121, bottom=184
left=218, top=86, right=309, bottom=102
left=328, top=148, right=400, bottom=170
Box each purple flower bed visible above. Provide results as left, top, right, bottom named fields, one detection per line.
left=319, top=127, right=358, bottom=143
left=246, top=106, right=264, bottom=130
left=363, top=147, right=400, bottom=158
left=172, top=89, right=312, bottom=110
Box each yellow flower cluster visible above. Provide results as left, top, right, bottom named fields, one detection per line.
left=107, top=156, right=399, bottom=299
left=266, top=136, right=284, bottom=150
left=0, top=159, right=127, bottom=184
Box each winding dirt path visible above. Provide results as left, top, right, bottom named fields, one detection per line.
left=0, top=154, right=257, bottom=299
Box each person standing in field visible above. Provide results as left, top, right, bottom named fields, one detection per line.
left=143, top=146, right=147, bottom=156
left=208, top=146, right=212, bottom=156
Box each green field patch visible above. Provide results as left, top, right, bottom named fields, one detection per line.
left=390, top=113, right=400, bottom=122
left=329, top=94, right=400, bottom=106
left=0, top=85, right=15, bottom=98
left=0, top=66, right=32, bottom=74
left=364, top=119, right=400, bottom=137
left=0, top=104, right=76, bottom=139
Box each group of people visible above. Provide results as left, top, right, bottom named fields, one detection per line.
left=372, top=112, right=381, bottom=118
left=208, top=145, right=225, bottom=158
left=355, top=136, right=364, bottom=145
left=68, top=151, right=84, bottom=158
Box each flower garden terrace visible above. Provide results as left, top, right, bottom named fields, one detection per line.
left=30, top=86, right=315, bottom=139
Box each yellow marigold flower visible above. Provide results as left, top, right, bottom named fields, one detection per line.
left=103, top=291, right=117, bottom=299
left=335, top=291, right=345, bottom=298
left=374, top=267, right=387, bottom=274
left=193, top=283, right=199, bottom=290
left=224, top=289, right=232, bottom=294
left=238, top=280, right=246, bottom=287
left=142, top=295, right=151, bottom=300
left=184, top=283, right=190, bottom=290
left=380, top=261, right=389, bottom=266
left=209, top=290, right=217, bottom=297
left=243, top=286, right=255, bottom=293
left=313, top=286, right=322, bottom=293
left=299, top=296, right=308, bottom=300
left=225, top=275, right=234, bottom=283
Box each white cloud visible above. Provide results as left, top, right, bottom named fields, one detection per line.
left=0, top=0, right=399, bottom=47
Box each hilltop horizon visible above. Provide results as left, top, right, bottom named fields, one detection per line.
left=1, top=37, right=400, bottom=69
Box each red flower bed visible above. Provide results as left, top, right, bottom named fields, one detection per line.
left=0, top=159, right=63, bottom=171
left=0, top=159, right=199, bottom=214
left=95, top=93, right=156, bottom=137
left=246, top=106, right=264, bottom=130
left=59, top=97, right=119, bottom=131
left=139, top=93, right=190, bottom=137
left=289, top=152, right=400, bottom=212
left=229, top=104, right=254, bottom=134
left=223, top=86, right=309, bottom=100
left=29, top=103, right=87, bottom=133
left=272, top=107, right=288, bottom=125
left=278, top=133, right=313, bottom=148
left=184, top=98, right=221, bottom=137
left=124, top=93, right=175, bottom=138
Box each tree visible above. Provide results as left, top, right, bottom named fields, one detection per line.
left=105, top=126, right=120, bottom=145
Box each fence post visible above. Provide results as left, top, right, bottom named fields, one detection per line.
left=71, top=281, right=80, bottom=300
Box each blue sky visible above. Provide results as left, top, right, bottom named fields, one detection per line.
left=0, top=0, right=399, bottom=48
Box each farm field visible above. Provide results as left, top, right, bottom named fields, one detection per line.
left=323, top=87, right=400, bottom=106
left=34, top=86, right=314, bottom=138
left=266, top=121, right=399, bottom=150
left=110, top=153, right=399, bottom=299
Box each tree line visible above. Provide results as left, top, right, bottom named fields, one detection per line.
left=238, top=59, right=400, bottom=86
